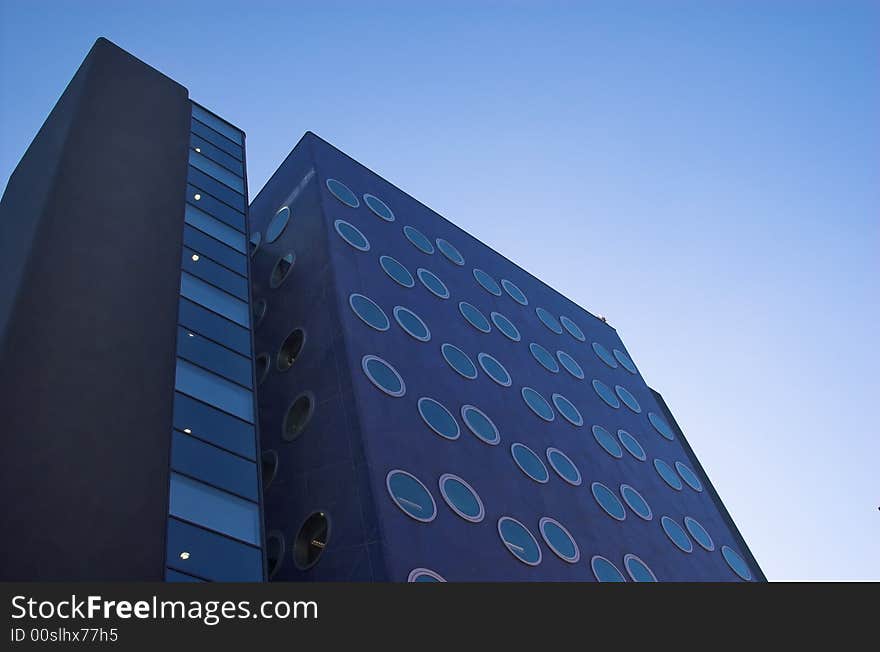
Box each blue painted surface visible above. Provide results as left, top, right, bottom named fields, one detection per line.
left=251, top=133, right=763, bottom=582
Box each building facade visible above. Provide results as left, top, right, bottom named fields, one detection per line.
left=0, top=39, right=265, bottom=581
left=249, top=133, right=765, bottom=582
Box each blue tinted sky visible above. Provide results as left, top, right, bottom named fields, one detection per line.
left=1, top=1, right=877, bottom=580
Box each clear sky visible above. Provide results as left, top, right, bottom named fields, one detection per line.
left=2, top=1, right=877, bottom=580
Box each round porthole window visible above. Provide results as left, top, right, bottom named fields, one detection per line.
left=265, top=206, right=291, bottom=243
left=249, top=231, right=262, bottom=258
left=403, top=225, right=434, bottom=254
left=270, top=253, right=295, bottom=288
left=363, top=193, right=394, bottom=221
left=326, top=178, right=359, bottom=207
left=253, top=298, right=267, bottom=328
left=592, top=341, right=619, bottom=369
left=334, top=219, right=370, bottom=251
left=536, top=307, right=563, bottom=334
left=617, top=430, right=646, bottom=461
left=478, top=353, right=512, bottom=387
left=559, top=315, right=585, bottom=341
left=592, top=379, right=620, bottom=408
left=459, top=301, right=491, bottom=333
left=490, top=312, right=521, bottom=341
left=510, top=442, right=549, bottom=483
left=654, top=458, right=683, bottom=491
left=546, top=447, right=581, bottom=486
left=386, top=470, right=436, bottom=522
left=394, top=306, right=431, bottom=342
left=349, top=293, right=390, bottom=331
left=529, top=343, right=559, bottom=373
left=497, top=517, right=542, bottom=566
left=522, top=387, right=555, bottom=422
left=256, top=353, right=271, bottom=386
left=675, top=461, right=703, bottom=492
left=591, top=555, right=626, bottom=582
left=500, top=278, right=527, bottom=305
left=261, top=449, right=279, bottom=490
left=277, top=328, right=306, bottom=371
left=473, top=268, right=502, bottom=296
left=380, top=255, right=415, bottom=288
left=615, top=385, right=641, bottom=413
left=721, top=545, right=753, bottom=581
left=684, top=516, right=714, bottom=551
left=614, top=348, right=637, bottom=374
left=266, top=530, right=285, bottom=578
left=439, top=474, right=484, bottom=523
left=552, top=393, right=583, bottom=426
left=418, top=397, right=460, bottom=440
left=282, top=393, right=314, bottom=442
left=436, top=238, right=465, bottom=265
left=461, top=404, right=501, bottom=445
left=408, top=568, right=446, bottom=582
left=592, top=425, right=623, bottom=459
left=556, top=350, right=584, bottom=379
left=539, top=517, right=580, bottom=563
left=661, top=516, right=693, bottom=553
left=441, top=343, right=478, bottom=380
left=362, top=355, right=406, bottom=397
left=624, top=554, right=657, bottom=582
left=648, top=411, right=676, bottom=441
left=293, top=512, right=329, bottom=570
left=620, top=484, right=652, bottom=521
left=417, top=268, right=450, bottom=299
left=591, top=482, right=626, bottom=521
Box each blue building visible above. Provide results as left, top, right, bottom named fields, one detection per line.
left=249, top=133, right=764, bottom=582
left=0, top=39, right=265, bottom=581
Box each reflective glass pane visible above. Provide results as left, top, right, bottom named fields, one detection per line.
left=617, top=430, right=646, bottom=461
left=364, top=193, right=394, bottom=221
left=418, top=397, right=460, bottom=440
left=386, top=470, right=436, bottom=522
left=539, top=518, right=579, bottom=562
left=592, top=556, right=626, bottom=582
left=529, top=343, right=559, bottom=373
left=648, top=411, right=676, bottom=441
left=461, top=405, right=500, bottom=445
left=592, top=379, right=620, bottom=408
left=166, top=517, right=261, bottom=582
left=177, top=327, right=252, bottom=387
left=417, top=268, right=449, bottom=298
left=192, top=104, right=243, bottom=145
left=189, top=150, right=244, bottom=194
left=460, top=302, right=491, bottom=333
left=335, top=219, right=369, bottom=251
left=552, top=394, right=583, bottom=426
left=442, top=344, right=477, bottom=379
left=592, top=425, right=623, bottom=458
left=559, top=315, right=585, bottom=341
left=654, top=458, right=683, bottom=490
left=362, top=355, right=405, bottom=396
left=173, top=392, right=256, bottom=460
left=436, top=238, right=465, bottom=265
left=349, top=293, right=390, bottom=331
left=183, top=225, right=246, bottom=275
left=326, top=178, right=360, bottom=207
left=404, top=225, right=434, bottom=254
left=478, top=353, right=511, bottom=386
left=439, top=474, right=483, bottom=522
left=491, top=312, right=520, bottom=341
left=473, top=268, right=502, bottom=296
left=661, top=516, right=693, bottom=553
left=185, top=204, right=247, bottom=253
left=380, top=255, right=414, bottom=287
left=536, top=307, right=563, bottom=334
left=180, top=273, right=249, bottom=327
left=722, top=546, right=753, bottom=581
left=175, top=359, right=254, bottom=422
left=179, top=298, right=251, bottom=357
left=501, top=279, right=527, bottom=305
left=592, top=341, right=619, bottom=369
left=522, top=387, right=554, bottom=421
left=169, top=473, right=260, bottom=545
left=557, top=350, right=584, bottom=379
left=511, top=443, right=549, bottom=483
left=547, top=448, right=581, bottom=485
left=182, top=247, right=248, bottom=300
left=171, top=431, right=258, bottom=501
left=592, top=482, right=626, bottom=521
left=497, top=517, right=541, bottom=566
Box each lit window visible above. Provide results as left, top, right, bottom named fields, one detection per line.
left=417, top=268, right=449, bottom=299
left=501, top=278, right=528, bottom=305
left=362, top=355, right=406, bottom=397
left=684, top=516, right=714, bottom=551
left=349, top=293, right=390, bottom=331
left=497, top=517, right=542, bottom=566
left=473, top=268, right=502, bottom=296
left=403, top=225, right=434, bottom=254
left=461, top=404, right=500, bottom=445
left=591, top=556, right=625, bottom=582
left=265, top=206, right=290, bottom=243
left=546, top=447, right=581, bottom=486
left=293, top=512, right=329, bottom=570
left=326, top=178, right=359, bottom=208
left=539, top=517, right=580, bottom=563
left=591, top=482, right=626, bottom=521
left=624, top=554, right=657, bottom=582
left=529, top=342, right=559, bottom=373
left=510, top=442, right=549, bottom=483
left=418, top=397, right=460, bottom=440
left=438, top=474, right=485, bottom=523
left=334, top=219, right=370, bottom=251
left=592, top=379, right=620, bottom=408
left=559, top=315, right=585, bottom=341
left=721, top=546, right=753, bottom=581
left=441, top=343, right=478, bottom=380
left=620, top=484, right=652, bottom=521
left=552, top=393, right=583, bottom=426
left=522, top=387, right=555, bottom=422
left=661, top=516, right=693, bottom=553
left=386, top=470, right=436, bottom=522
left=363, top=193, right=394, bottom=221
left=478, top=352, right=512, bottom=387
left=380, top=255, right=415, bottom=288
left=556, top=350, right=584, bottom=379
left=536, top=307, right=563, bottom=334
left=592, top=425, right=623, bottom=458
left=459, top=301, right=491, bottom=333
left=436, top=238, right=465, bottom=265
left=394, top=306, right=431, bottom=342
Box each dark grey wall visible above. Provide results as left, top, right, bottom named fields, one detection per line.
left=0, top=38, right=190, bottom=580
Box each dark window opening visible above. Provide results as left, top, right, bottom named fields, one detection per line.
left=266, top=531, right=285, bottom=579
left=261, top=449, right=278, bottom=489
left=270, top=253, right=295, bottom=288
left=282, top=393, right=314, bottom=441
left=293, top=512, right=329, bottom=570
left=277, top=328, right=305, bottom=371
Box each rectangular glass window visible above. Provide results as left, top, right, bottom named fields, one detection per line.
left=165, top=568, right=205, bottom=582
left=171, top=431, right=258, bottom=501
left=189, top=150, right=244, bottom=194
left=173, top=392, right=255, bottom=460
left=190, top=118, right=243, bottom=161
left=182, top=247, right=248, bottom=300
left=184, top=204, right=246, bottom=253
left=186, top=184, right=245, bottom=233
left=183, top=226, right=246, bottom=276
left=177, top=327, right=252, bottom=388
left=188, top=167, right=246, bottom=212
left=191, top=104, right=244, bottom=145
left=169, top=473, right=260, bottom=545
left=166, top=517, right=262, bottom=582
left=179, top=272, right=248, bottom=327
left=179, top=298, right=250, bottom=357
left=175, top=358, right=253, bottom=422
left=190, top=135, right=244, bottom=177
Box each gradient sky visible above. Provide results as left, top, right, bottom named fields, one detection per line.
left=2, top=1, right=877, bottom=580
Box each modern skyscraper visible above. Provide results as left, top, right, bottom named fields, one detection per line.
left=1, top=38, right=763, bottom=583
left=0, top=39, right=265, bottom=581
left=249, top=133, right=765, bottom=582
